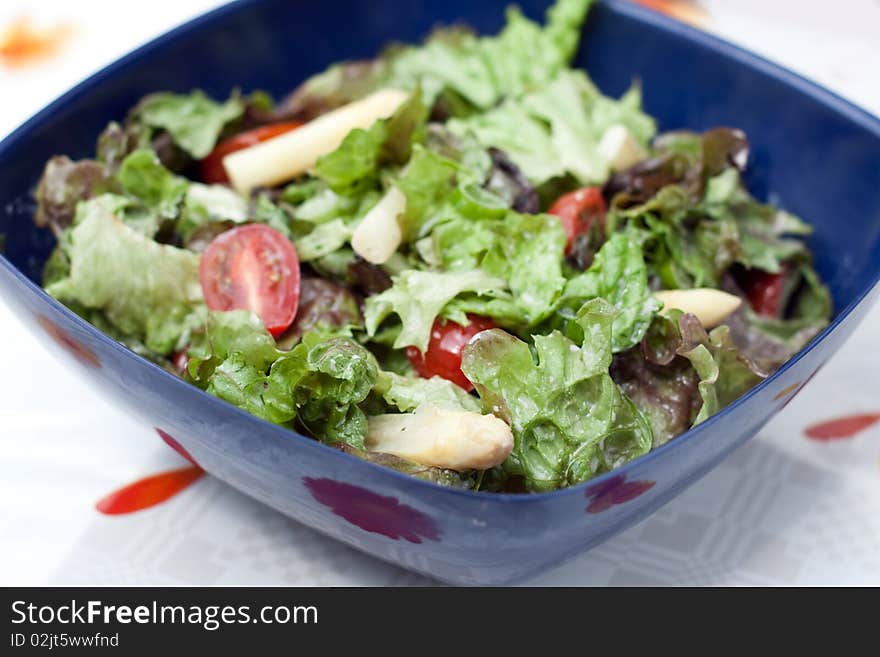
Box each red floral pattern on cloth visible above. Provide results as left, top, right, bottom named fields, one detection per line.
left=804, top=413, right=880, bottom=442
left=585, top=475, right=655, bottom=514
left=303, top=477, right=440, bottom=543
left=96, top=467, right=204, bottom=515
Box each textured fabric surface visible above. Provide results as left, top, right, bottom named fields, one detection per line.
left=1, top=0, right=878, bottom=586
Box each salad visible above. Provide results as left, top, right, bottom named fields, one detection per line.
left=35, top=0, right=831, bottom=493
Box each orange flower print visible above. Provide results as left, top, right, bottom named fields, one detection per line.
left=0, top=15, right=75, bottom=69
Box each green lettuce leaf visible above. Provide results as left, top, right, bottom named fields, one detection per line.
left=283, top=181, right=382, bottom=261
left=249, top=193, right=294, bottom=238
left=42, top=245, right=71, bottom=288
left=611, top=185, right=735, bottom=289
left=555, top=233, right=661, bottom=351
left=791, top=263, right=832, bottom=321
left=176, top=182, right=248, bottom=245
left=206, top=352, right=274, bottom=419
left=188, top=313, right=379, bottom=449
left=364, top=269, right=508, bottom=351
left=395, top=145, right=467, bottom=239
left=375, top=371, right=481, bottom=413
left=387, top=0, right=592, bottom=109
left=461, top=299, right=652, bottom=491
left=431, top=211, right=568, bottom=327
left=293, top=218, right=352, bottom=261
left=678, top=315, right=765, bottom=424
left=449, top=70, right=655, bottom=185
left=264, top=335, right=380, bottom=448
left=476, top=215, right=567, bottom=320
left=114, top=149, right=290, bottom=247
left=374, top=135, right=566, bottom=328
left=700, top=168, right=811, bottom=274
left=391, top=131, right=506, bottom=241
left=132, top=91, right=244, bottom=159
left=185, top=310, right=282, bottom=422
left=187, top=310, right=281, bottom=386
left=314, top=91, right=428, bottom=195
left=98, top=147, right=251, bottom=245
left=116, top=149, right=189, bottom=225
left=289, top=0, right=592, bottom=114
left=607, top=129, right=823, bottom=290
left=46, top=195, right=204, bottom=355
left=287, top=183, right=377, bottom=227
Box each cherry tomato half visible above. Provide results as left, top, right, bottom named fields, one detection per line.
left=199, top=224, right=301, bottom=337
left=406, top=315, right=497, bottom=391
left=740, top=267, right=787, bottom=317
left=548, top=187, right=607, bottom=255
left=199, top=122, right=302, bottom=184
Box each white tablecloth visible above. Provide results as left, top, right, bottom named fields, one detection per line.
left=1, top=0, right=878, bottom=586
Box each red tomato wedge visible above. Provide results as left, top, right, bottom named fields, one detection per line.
left=740, top=267, right=787, bottom=317
left=199, top=224, right=301, bottom=337
left=548, top=186, right=607, bottom=255
left=199, top=122, right=302, bottom=184
left=406, top=315, right=497, bottom=391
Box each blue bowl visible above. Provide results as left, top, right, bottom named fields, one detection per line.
left=1, top=0, right=879, bottom=585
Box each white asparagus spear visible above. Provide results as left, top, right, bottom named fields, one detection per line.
left=366, top=404, right=514, bottom=471
left=351, top=186, right=406, bottom=265
left=224, top=88, right=410, bottom=194
left=654, top=288, right=742, bottom=328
